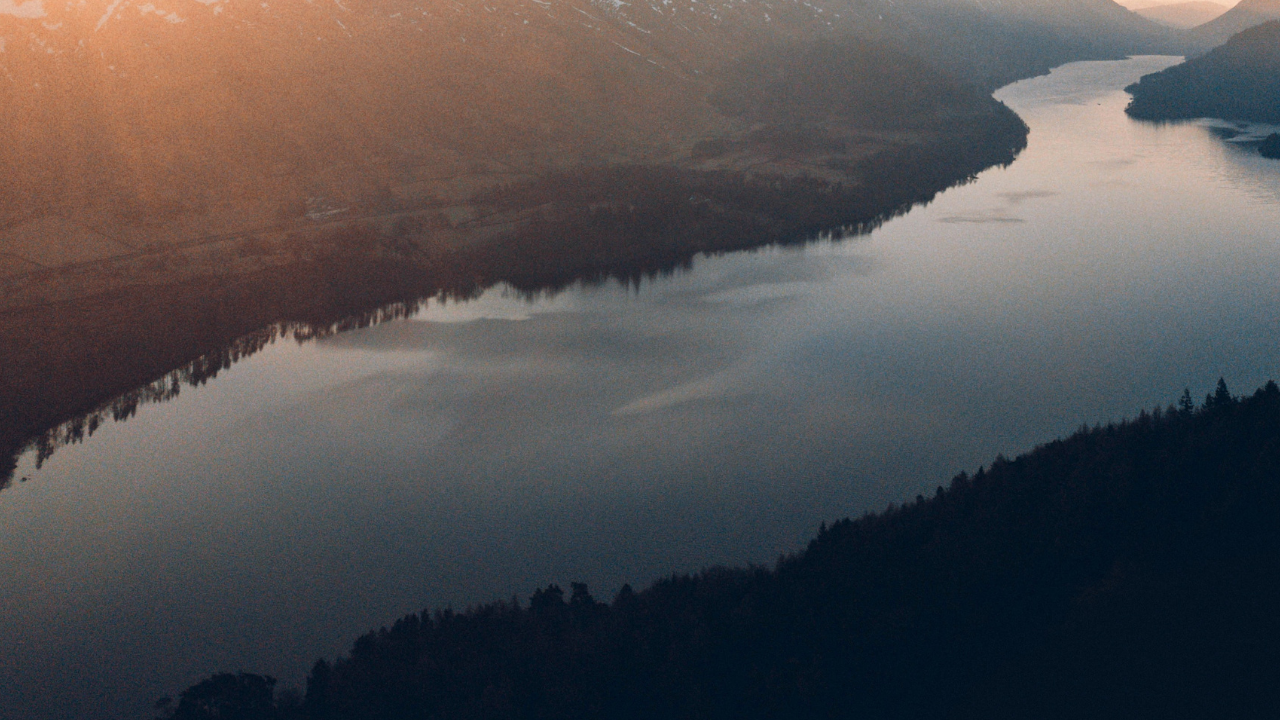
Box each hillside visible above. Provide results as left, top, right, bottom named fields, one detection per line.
left=846, top=0, right=1178, bottom=91
left=1186, top=0, right=1280, bottom=47
left=0, top=0, right=1175, bottom=256
left=156, top=380, right=1280, bottom=719
left=1126, top=20, right=1280, bottom=122
left=1136, top=0, right=1229, bottom=28
left=0, top=0, right=850, bottom=238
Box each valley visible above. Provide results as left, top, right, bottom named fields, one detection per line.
left=5, top=0, right=1280, bottom=717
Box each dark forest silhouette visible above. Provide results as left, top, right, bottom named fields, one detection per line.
left=155, top=380, right=1280, bottom=719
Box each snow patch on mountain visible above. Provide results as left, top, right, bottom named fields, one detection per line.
left=95, top=0, right=125, bottom=29
left=0, top=0, right=46, bottom=18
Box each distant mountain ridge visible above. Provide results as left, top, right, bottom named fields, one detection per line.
left=856, top=0, right=1177, bottom=89
left=1186, top=0, right=1280, bottom=47
left=1136, top=0, right=1228, bottom=28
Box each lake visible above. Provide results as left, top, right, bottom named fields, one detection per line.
left=4, top=55, right=1280, bottom=720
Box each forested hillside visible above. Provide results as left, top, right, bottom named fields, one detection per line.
left=159, top=380, right=1280, bottom=719
left=1126, top=20, right=1280, bottom=123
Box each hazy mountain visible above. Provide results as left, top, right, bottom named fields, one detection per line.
left=1127, top=20, right=1280, bottom=122
left=1136, top=0, right=1228, bottom=28
left=1186, top=0, right=1280, bottom=47
left=1117, top=0, right=1176, bottom=11
left=832, top=0, right=1179, bottom=90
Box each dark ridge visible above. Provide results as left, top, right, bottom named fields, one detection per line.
left=1125, top=20, right=1280, bottom=123
left=1135, top=1, right=1229, bottom=31
left=158, top=379, right=1280, bottom=719
left=1186, top=0, right=1280, bottom=50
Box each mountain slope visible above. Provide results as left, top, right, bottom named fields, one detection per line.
left=1126, top=19, right=1280, bottom=122
left=1186, top=0, right=1280, bottom=47
left=0, top=0, right=1176, bottom=255
left=845, top=0, right=1179, bottom=90
left=0, top=0, right=764, bottom=230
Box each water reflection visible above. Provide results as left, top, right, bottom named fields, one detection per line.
left=4, top=56, right=1280, bottom=720
left=1196, top=120, right=1280, bottom=204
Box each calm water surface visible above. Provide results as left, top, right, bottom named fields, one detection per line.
left=5, top=56, right=1280, bottom=719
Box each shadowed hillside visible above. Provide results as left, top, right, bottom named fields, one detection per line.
left=157, top=380, right=1280, bottom=719
left=1126, top=20, right=1280, bottom=122
left=892, top=0, right=1178, bottom=89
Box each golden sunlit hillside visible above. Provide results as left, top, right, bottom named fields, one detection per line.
left=1, top=0, right=1175, bottom=266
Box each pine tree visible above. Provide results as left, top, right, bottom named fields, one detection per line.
left=1214, top=377, right=1232, bottom=406
left=1179, top=388, right=1195, bottom=414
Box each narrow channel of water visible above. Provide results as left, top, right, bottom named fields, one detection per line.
left=4, top=56, right=1280, bottom=720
